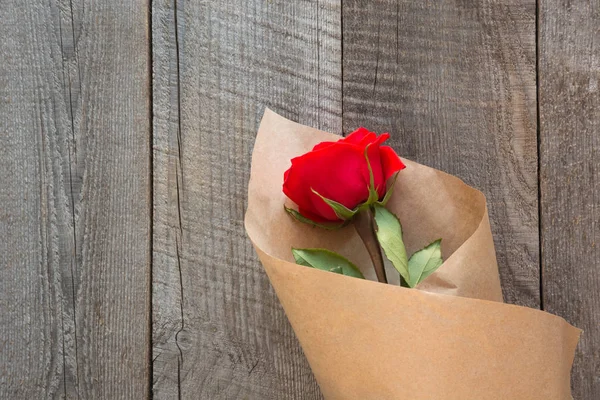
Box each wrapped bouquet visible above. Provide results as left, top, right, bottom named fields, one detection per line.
left=245, top=109, right=580, bottom=399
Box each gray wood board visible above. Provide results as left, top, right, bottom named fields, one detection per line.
left=0, top=1, right=151, bottom=398
left=342, top=0, right=540, bottom=307
left=151, top=0, right=340, bottom=398
left=539, top=1, right=600, bottom=398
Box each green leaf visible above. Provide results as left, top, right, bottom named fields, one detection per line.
left=329, top=266, right=343, bottom=274
left=372, top=204, right=410, bottom=284
left=311, top=189, right=357, bottom=220
left=291, top=248, right=365, bottom=279
left=364, top=145, right=380, bottom=204
left=407, top=239, right=443, bottom=287
left=377, top=171, right=399, bottom=206
left=284, top=205, right=346, bottom=230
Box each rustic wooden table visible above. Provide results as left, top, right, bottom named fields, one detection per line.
left=1, top=0, right=597, bottom=399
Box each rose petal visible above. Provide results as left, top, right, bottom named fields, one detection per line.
left=311, top=141, right=337, bottom=152
left=380, top=145, right=406, bottom=181
left=343, top=127, right=377, bottom=145
left=283, top=164, right=315, bottom=217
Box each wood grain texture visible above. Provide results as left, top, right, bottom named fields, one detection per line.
left=342, top=0, right=539, bottom=307
left=539, top=1, right=600, bottom=398
left=2, top=0, right=598, bottom=398
left=151, top=0, right=340, bottom=398
left=0, top=1, right=151, bottom=398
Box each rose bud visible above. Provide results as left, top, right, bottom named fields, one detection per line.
left=283, top=127, right=405, bottom=225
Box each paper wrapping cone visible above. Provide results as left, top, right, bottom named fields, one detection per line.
left=245, top=109, right=581, bottom=399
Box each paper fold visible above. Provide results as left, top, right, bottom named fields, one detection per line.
left=245, top=109, right=580, bottom=399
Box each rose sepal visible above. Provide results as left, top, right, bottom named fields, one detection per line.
left=311, top=189, right=357, bottom=220
left=376, top=171, right=399, bottom=206
left=284, top=205, right=348, bottom=230
left=364, top=144, right=381, bottom=205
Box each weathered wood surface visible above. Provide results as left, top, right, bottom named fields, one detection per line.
left=151, top=0, right=340, bottom=398
left=343, top=0, right=539, bottom=308
left=539, top=1, right=600, bottom=398
left=1, top=0, right=600, bottom=399
left=0, top=1, right=151, bottom=398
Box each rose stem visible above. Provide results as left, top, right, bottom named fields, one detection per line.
left=354, top=208, right=388, bottom=284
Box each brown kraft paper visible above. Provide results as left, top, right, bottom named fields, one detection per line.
left=245, top=109, right=581, bottom=400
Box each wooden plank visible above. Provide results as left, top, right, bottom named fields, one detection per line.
left=0, top=1, right=151, bottom=398
left=151, top=0, right=340, bottom=398
left=342, top=0, right=539, bottom=307
left=0, top=4, right=63, bottom=396
left=539, top=2, right=600, bottom=398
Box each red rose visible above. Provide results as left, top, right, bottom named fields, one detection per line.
left=283, top=127, right=406, bottom=222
